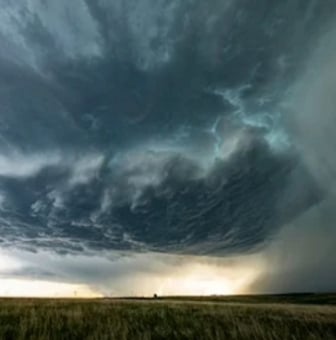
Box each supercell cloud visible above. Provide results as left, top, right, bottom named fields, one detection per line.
left=0, top=0, right=335, bottom=295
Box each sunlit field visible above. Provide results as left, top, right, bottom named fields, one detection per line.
left=0, top=294, right=335, bottom=340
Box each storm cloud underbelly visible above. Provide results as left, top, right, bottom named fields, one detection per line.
left=0, top=0, right=333, bottom=255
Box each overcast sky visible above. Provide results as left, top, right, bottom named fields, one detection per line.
left=0, top=0, right=335, bottom=296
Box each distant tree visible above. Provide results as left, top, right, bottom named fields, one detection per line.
left=153, top=293, right=158, bottom=299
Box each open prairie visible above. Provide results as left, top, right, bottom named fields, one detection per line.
left=0, top=294, right=335, bottom=340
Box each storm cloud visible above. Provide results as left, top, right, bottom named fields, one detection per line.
left=0, top=0, right=335, bottom=295
left=250, top=20, right=336, bottom=293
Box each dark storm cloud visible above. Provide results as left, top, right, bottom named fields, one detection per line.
left=0, top=0, right=334, bottom=256
left=0, top=134, right=321, bottom=255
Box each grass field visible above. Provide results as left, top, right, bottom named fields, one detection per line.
left=0, top=294, right=335, bottom=339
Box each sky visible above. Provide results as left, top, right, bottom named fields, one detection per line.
left=0, top=0, right=336, bottom=297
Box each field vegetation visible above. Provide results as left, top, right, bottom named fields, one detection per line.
left=0, top=294, right=335, bottom=339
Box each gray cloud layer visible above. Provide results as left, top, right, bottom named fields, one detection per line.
left=0, top=0, right=334, bottom=261
left=251, top=22, right=336, bottom=293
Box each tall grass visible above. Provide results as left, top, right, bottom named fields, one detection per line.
left=0, top=298, right=334, bottom=339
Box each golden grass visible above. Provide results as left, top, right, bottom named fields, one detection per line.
left=0, top=298, right=334, bottom=339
